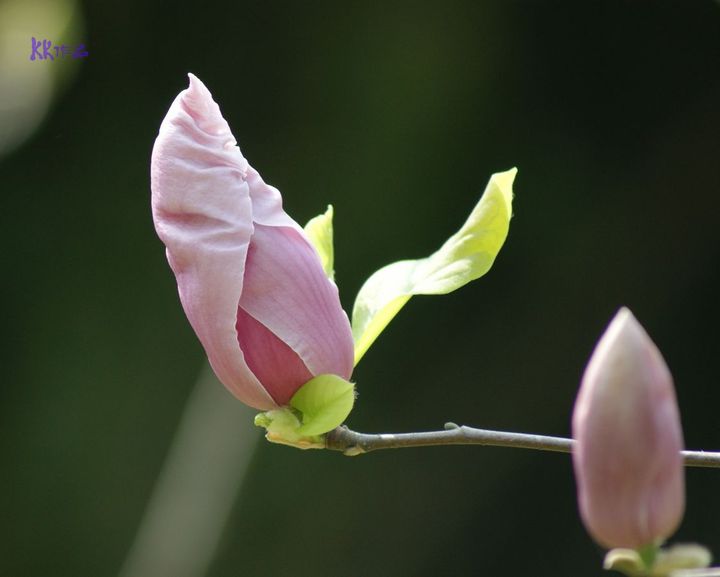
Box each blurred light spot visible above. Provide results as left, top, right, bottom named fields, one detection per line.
left=0, top=0, right=84, bottom=156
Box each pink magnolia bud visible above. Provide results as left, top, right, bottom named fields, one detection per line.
left=572, top=308, right=685, bottom=549
left=151, top=74, right=354, bottom=410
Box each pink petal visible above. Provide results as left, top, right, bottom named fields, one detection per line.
left=236, top=307, right=314, bottom=406
left=151, top=74, right=276, bottom=410
left=239, top=223, right=355, bottom=385
left=245, top=166, right=302, bottom=229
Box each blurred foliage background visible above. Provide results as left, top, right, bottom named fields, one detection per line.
left=1, top=1, right=720, bottom=575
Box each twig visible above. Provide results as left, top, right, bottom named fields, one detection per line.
left=325, top=423, right=720, bottom=468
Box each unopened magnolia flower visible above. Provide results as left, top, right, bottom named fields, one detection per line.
left=151, top=74, right=354, bottom=412
left=572, top=308, right=685, bottom=550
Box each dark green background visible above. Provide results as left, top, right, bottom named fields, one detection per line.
left=2, top=1, right=720, bottom=575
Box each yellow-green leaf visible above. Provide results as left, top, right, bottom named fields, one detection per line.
left=351, top=168, right=516, bottom=365
left=303, top=205, right=335, bottom=281
left=290, top=374, right=355, bottom=436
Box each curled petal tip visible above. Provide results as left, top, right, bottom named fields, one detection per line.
left=169, top=73, right=230, bottom=139
left=185, top=73, right=209, bottom=102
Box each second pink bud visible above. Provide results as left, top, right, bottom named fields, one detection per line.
left=572, top=308, right=685, bottom=550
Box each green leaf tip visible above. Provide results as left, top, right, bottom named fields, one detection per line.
left=350, top=167, right=516, bottom=365
left=304, top=205, right=335, bottom=281
left=254, top=374, right=356, bottom=449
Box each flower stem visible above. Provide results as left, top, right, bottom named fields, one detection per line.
left=325, top=423, right=720, bottom=467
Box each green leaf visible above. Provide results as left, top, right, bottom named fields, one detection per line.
left=303, top=205, right=335, bottom=281
left=603, top=549, right=646, bottom=577
left=351, top=168, right=516, bottom=365
left=254, top=409, right=325, bottom=450
left=648, top=544, right=712, bottom=577
left=603, top=543, right=712, bottom=577
left=290, top=374, right=356, bottom=436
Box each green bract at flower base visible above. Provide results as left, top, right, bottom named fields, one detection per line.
left=303, top=205, right=335, bottom=281
left=254, top=374, right=355, bottom=449
left=351, top=168, right=516, bottom=365
left=603, top=543, right=712, bottom=577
